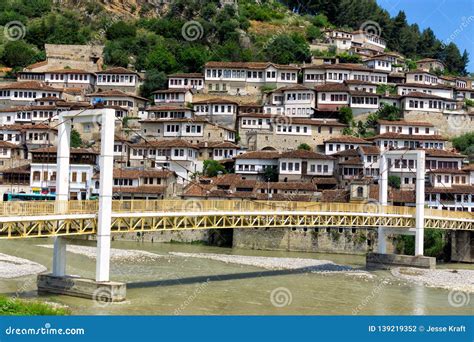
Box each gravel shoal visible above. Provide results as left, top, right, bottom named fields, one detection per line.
left=0, top=253, right=47, bottom=279
left=392, top=267, right=474, bottom=293
left=169, top=252, right=365, bottom=274
left=37, top=245, right=163, bottom=262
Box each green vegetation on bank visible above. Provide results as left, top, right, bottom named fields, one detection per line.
left=0, top=296, right=69, bottom=315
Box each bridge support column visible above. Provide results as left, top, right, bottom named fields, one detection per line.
left=38, top=109, right=125, bottom=302
left=52, top=115, right=71, bottom=276
left=414, top=151, right=425, bottom=256
left=377, top=153, right=388, bottom=254
left=95, top=108, right=115, bottom=282
left=367, top=150, right=434, bottom=269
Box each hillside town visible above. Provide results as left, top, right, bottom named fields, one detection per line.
left=0, top=30, right=473, bottom=215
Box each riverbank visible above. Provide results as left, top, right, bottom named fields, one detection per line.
left=391, top=267, right=474, bottom=293
left=0, top=296, right=68, bottom=315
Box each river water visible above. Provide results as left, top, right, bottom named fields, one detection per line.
left=0, top=239, right=472, bottom=315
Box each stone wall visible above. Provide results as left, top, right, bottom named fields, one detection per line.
left=403, top=110, right=474, bottom=138
left=233, top=227, right=390, bottom=255
left=112, top=229, right=210, bottom=243
left=43, top=44, right=104, bottom=72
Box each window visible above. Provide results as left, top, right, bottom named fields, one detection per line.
left=71, top=172, right=77, bottom=182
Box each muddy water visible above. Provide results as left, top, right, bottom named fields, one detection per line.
left=0, top=239, right=472, bottom=315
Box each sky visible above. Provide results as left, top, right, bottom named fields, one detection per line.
left=376, top=0, right=474, bottom=73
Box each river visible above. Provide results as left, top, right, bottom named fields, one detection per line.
left=0, top=239, right=472, bottom=315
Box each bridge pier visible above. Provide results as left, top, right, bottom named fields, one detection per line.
left=38, top=109, right=126, bottom=302
left=368, top=150, right=434, bottom=269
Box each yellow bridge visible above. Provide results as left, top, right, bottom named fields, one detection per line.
left=0, top=200, right=472, bottom=239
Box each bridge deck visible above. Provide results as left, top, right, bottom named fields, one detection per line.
left=0, top=200, right=472, bottom=239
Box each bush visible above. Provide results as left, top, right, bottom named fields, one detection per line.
left=297, top=143, right=311, bottom=151
left=338, top=107, right=353, bottom=125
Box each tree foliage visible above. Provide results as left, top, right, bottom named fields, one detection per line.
left=70, top=129, right=83, bottom=148
left=203, top=160, right=226, bottom=177
left=297, top=143, right=311, bottom=151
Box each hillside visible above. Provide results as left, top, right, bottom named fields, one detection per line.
left=0, top=0, right=470, bottom=98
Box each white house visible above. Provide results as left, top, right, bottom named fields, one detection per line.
left=153, top=88, right=193, bottom=104
left=168, top=73, right=204, bottom=90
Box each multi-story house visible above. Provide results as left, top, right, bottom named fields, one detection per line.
left=153, top=88, right=194, bottom=105
left=238, top=113, right=346, bottom=151
left=322, top=29, right=353, bottom=51
left=363, top=57, right=392, bottom=72
left=0, top=81, right=62, bottom=106
left=193, top=98, right=239, bottom=128
left=278, top=150, right=335, bottom=182
left=197, top=141, right=240, bottom=161
left=29, top=147, right=98, bottom=200
left=95, top=67, right=141, bottom=94
left=315, top=83, right=350, bottom=111
left=144, top=105, right=194, bottom=120
left=425, top=152, right=473, bottom=212
left=44, top=69, right=96, bottom=91
left=396, top=84, right=454, bottom=100
left=128, top=139, right=199, bottom=183
left=168, top=73, right=204, bottom=91
left=415, top=58, right=445, bottom=72
left=405, top=70, right=440, bottom=86
left=400, top=92, right=457, bottom=112
left=302, top=64, right=388, bottom=86
left=344, top=80, right=377, bottom=93
left=139, top=117, right=236, bottom=145
left=87, top=90, right=148, bottom=116
left=204, top=61, right=299, bottom=95
left=352, top=30, right=387, bottom=52
left=92, top=169, right=178, bottom=200
left=323, top=136, right=372, bottom=155
left=349, top=90, right=381, bottom=114
left=263, top=85, right=316, bottom=117
left=0, top=141, right=24, bottom=171
left=234, top=151, right=280, bottom=180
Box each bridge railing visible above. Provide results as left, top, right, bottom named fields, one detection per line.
left=0, top=199, right=471, bottom=221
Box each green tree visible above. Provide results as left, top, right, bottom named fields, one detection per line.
left=140, top=69, right=167, bottom=99
left=388, top=175, right=401, bottom=189
left=1, top=40, right=39, bottom=67
left=297, top=143, right=311, bottom=151
left=305, top=25, right=321, bottom=41
left=203, top=160, right=226, bottom=177
left=263, top=166, right=278, bottom=182
left=264, top=34, right=311, bottom=64
left=145, top=45, right=177, bottom=73
left=338, top=107, right=353, bottom=125
left=106, top=21, right=136, bottom=40
left=452, top=132, right=474, bottom=155
left=70, top=129, right=82, bottom=148
left=376, top=103, right=401, bottom=121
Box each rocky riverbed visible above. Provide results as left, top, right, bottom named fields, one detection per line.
left=391, top=267, right=474, bottom=293
left=0, top=253, right=47, bottom=278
